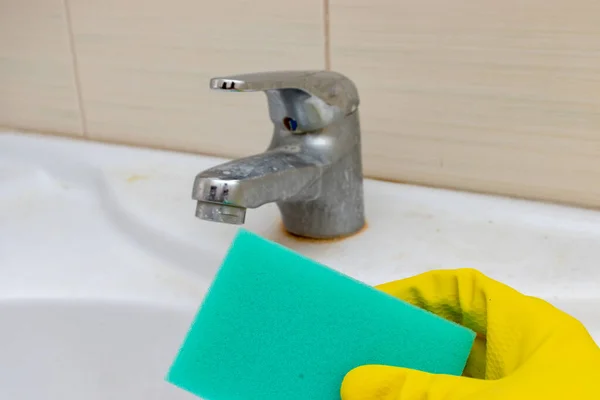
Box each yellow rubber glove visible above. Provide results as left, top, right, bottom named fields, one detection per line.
left=341, top=268, right=600, bottom=400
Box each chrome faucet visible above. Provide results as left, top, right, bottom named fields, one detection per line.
left=192, top=70, right=365, bottom=239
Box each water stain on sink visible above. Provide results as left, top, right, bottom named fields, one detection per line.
left=126, top=174, right=149, bottom=183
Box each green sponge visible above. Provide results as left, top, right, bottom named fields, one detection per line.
left=166, top=228, right=475, bottom=400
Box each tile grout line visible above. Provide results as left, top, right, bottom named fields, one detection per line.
left=323, top=0, right=331, bottom=70
left=62, top=0, right=89, bottom=138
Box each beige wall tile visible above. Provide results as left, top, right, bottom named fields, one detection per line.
left=330, top=0, right=600, bottom=207
left=68, top=0, right=325, bottom=156
left=0, top=0, right=83, bottom=135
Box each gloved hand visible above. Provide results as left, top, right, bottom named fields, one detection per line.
left=341, top=268, right=600, bottom=399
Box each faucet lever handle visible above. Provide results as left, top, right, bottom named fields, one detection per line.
left=209, top=70, right=359, bottom=116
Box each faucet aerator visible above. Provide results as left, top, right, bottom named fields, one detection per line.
left=195, top=201, right=246, bottom=225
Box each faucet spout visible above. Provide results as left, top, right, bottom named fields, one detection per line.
left=192, top=148, right=322, bottom=215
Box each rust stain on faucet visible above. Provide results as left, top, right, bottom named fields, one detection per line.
left=279, top=220, right=369, bottom=243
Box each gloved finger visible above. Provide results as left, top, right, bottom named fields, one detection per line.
left=375, top=268, right=570, bottom=379
left=341, top=364, right=491, bottom=400
left=374, top=268, right=526, bottom=335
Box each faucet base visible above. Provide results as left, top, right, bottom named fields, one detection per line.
left=277, top=140, right=365, bottom=239
left=279, top=204, right=365, bottom=239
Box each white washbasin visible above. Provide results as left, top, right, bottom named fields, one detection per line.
left=1, top=131, right=599, bottom=399
left=0, top=301, right=196, bottom=400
